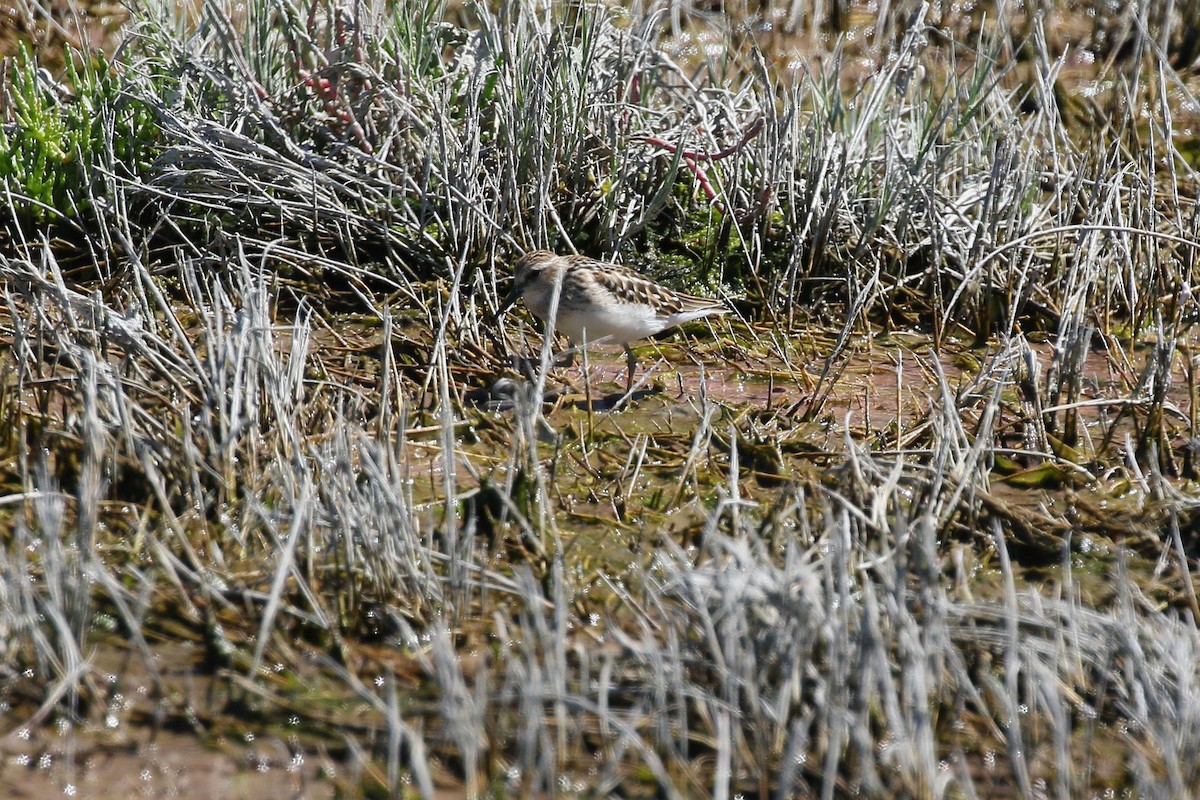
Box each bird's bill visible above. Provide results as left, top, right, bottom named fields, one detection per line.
left=499, top=284, right=520, bottom=314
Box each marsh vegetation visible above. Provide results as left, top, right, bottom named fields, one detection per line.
left=3, top=0, right=1200, bottom=796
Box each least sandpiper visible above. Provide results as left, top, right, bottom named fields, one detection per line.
left=499, top=250, right=726, bottom=394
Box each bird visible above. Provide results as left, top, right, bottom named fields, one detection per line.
left=499, top=250, right=727, bottom=395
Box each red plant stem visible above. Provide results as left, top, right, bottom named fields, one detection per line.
left=642, top=117, right=764, bottom=162
left=641, top=118, right=766, bottom=215
left=684, top=156, right=717, bottom=201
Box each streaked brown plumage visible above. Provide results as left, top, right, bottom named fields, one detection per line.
left=500, top=250, right=726, bottom=393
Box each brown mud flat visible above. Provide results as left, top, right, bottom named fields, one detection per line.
left=0, top=725, right=335, bottom=800
left=0, top=637, right=467, bottom=799
left=0, top=641, right=332, bottom=799
left=429, top=326, right=1196, bottom=485
left=3, top=318, right=1193, bottom=797
left=1, top=313, right=1196, bottom=797
left=0, top=0, right=128, bottom=70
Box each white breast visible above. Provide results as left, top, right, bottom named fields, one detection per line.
left=522, top=272, right=722, bottom=345
left=553, top=303, right=670, bottom=344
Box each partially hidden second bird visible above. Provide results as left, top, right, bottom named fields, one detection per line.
left=499, top=250, right=726, bottom=394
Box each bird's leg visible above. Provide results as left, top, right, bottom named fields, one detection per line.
left=623, top=343, right=637, bottom=396
left=556, top=339, right=577, bottom=368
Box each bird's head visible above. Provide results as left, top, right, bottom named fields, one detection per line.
left=500, top=250, right=559, bottom=313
